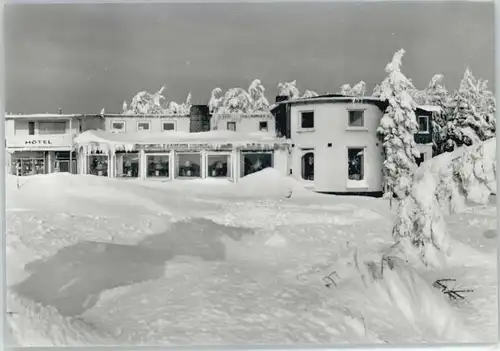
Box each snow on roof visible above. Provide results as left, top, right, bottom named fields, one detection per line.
left=5, top=113, right=101, bottom=120
left=417, top=105, right=442, bottom=113
left=74, top=130, right=287, bottom=151
left=104, top=113, right=190, bottom=118
left=273, top=95, right=384, bottom=106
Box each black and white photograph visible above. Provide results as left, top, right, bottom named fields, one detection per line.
left=4, top=0, right=497, bottom=347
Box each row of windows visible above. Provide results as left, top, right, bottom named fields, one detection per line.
left=20, top=112, right=430, bottom=135
left=299, top=147, right=426, bottom=182
left=86, top=151, right=273, bottom=179
left=225, top=121, right=269, bottom=132
left=299, top=110, right=431, bottom=133
left=111, top=120, right=175, bottom=133
left=299, top=147, right=365, bottom=182
left=26, top=121, right=68, bottom=136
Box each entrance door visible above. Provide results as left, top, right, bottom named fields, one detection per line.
left=54, top=151, right=78, bottom=174
left=55, top=160, right=77, bottom=173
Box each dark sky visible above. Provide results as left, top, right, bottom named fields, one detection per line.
left=5, top=1, right=495, bottom=114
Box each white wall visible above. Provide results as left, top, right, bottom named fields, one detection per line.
left=105, top=116, right=190, bottom=133
left=289, top=102, right=384, bottom=193
left=272, top=148, right=289, bottom=176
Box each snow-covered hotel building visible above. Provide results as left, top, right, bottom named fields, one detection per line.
left=5, top=94, right=438, bottom=197
left=5, top=113, right=103, bottom=176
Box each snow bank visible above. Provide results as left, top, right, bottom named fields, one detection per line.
left=7, top=291, right=115, bottom=347
left=235, top=168, right=312, bottom=198
left=306, top=248, right=472, bottom=343
left=392, top=138, right=496, bottom=266
left=7, top=173, right=169, bottom=216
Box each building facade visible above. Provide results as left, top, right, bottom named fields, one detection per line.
left=6, top=95, right=439, bottom=197
left=5, top=113, right=103, bottom=176
left=271, top=94, right=437, bottom=196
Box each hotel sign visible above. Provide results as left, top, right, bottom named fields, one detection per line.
left=24, top=139, right=53, bottom=145
left=6, top=134, right=73, bottom=149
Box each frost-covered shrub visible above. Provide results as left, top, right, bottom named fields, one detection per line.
left=339, top=81, right=366, bottom=98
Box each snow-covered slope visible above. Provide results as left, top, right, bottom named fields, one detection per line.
left=6, top=170, right=497, bottom=346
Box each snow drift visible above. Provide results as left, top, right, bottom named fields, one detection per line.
left=235, top=168, right=312, bottom=198
left=7, top=292, right=115, bottom=347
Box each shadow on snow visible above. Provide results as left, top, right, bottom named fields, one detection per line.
left=13, top=218, right=254, bottom=317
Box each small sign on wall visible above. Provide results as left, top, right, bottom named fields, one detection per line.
left=24, top=140, right=53, bottom=145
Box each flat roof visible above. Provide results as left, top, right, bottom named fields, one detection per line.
left=103, top=113, right=190, bottom=118
left=5, top=113, right=103, bottom=120
left=271, top=95, right=441, bottom=113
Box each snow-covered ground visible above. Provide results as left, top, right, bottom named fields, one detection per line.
left=6, top=169, right=497, bottom=346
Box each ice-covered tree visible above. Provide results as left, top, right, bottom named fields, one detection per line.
left=209, top=79, right=272, bottom=115
left=376, top=49, right=421, bottom=200
left=277, top=81, right=319, bottom=100
left=443, top=69, right=496, bottom=151
left=339, top=81, right=366, bottom=97
left=248, top=79, right=270, bottom=112
left=390, top=138, right=496, bottom=267
left=122, top=86, right=191, bottom=115
left=209, top=88, right=224, bottom=114
left=277, top=81, right=301, bottom=100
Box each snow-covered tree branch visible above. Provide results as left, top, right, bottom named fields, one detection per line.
left=392, top=138, right=496, bottom=267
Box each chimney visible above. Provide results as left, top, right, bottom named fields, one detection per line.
left=275, top=95, right=289, bottom=103
left=189, top=105, right=211, bottom=132
left=58, top=108, right=62, bottom=115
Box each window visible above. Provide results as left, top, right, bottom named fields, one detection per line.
left=416, top=153, right=425, bottom=166
left=111, top=121, right=126, bottom=132
left=137, top=121, right=151, bottom=131
left=176, top=153, right=201, bottom=178
left=259, top=121, right=268, bottom=132
left=116, top=152, right=139, bottom=178
left=38, top=121, right=66, bottom=135
left=348, top=110, right=364, bottom=128
left=87, top=153, right=108, bottom=177
left=300, top=111, right=314, bottom=129
left=162, top=122, right=175, bottom=131
left=348, top=148, right=364, bottom=181
left=28, top=121, right=35, bottom=135
left=227, top=122, right=236, bottom=131
left=301, top=151, right=314, bottom=181
left=12, top=158, right=46, bottom=176
left=147, top=154, right=169, bottom=178
left=207, top=154, right=231, bottom=178
left=240, top=152, right=273, bottom=177
left=418, top=116, right=430, bottom=133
